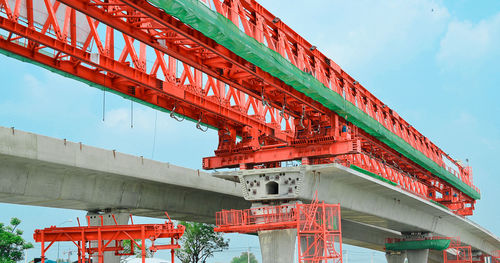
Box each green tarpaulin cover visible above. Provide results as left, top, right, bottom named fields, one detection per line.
left=349, top=165, right=398, bottom=186
left=147, top=0, right=480, bottom=200
left=386, top=239, right=451, bottom=251
left=0, top=1, right=481, bottom=200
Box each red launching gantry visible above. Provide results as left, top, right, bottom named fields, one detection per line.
left=33, top=213, right=184, bottom=263
left=0, top=0, right=479, bottom=215
left=215, top=196, right=342, bottom=263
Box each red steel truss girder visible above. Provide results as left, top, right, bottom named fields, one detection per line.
left=58, top=0, right=322, bottom=119
left=201, top=0, right=477, bottom=210
left=115, top=0, right=327, bottom=114
left=0, top=0, right=295, bottom=142
left=343, top=153, right=429, bottom=197
left=0, top=0, right=468, bottom=177
left=200, top=0, right=477, bottom=193
left=106, top=0, right=477, bottom=194
left=0, top=0, right=477, bottom=214
left=205, top=0, right=457, bottom=170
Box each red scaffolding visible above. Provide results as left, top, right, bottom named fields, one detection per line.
left=33, top=213, right=184, bottom=263
left=215, top=197, right=342, bottom=263
left=444, top=238, right=472, bottom=263
left=386, top=236, right=475, bottom=263
left=492, top=251, right=500, bottom=263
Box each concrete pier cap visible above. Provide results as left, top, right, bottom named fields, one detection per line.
left=87, top=210, right=130, bottom=263
left=224, top=166, right=322, bottom=263
left=238, top=169, right=306, bottom=202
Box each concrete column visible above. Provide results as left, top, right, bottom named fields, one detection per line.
left=258, top=229, right=297, bottom=263
left=407, top=249, right=429, bottom=263
left=87, top=211, right=130, bottom=263
left=386, top=252, right=406, bottom=263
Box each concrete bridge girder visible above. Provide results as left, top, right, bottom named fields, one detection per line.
left=0, top=126, right=498, bottom=261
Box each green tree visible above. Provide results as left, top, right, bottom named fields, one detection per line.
left=119, top=239, right=153, bottom=262
left=0, top=218, right=34, bottom=263
left=175, top=222, right=228, bottom=263
left=230, top=252, right=258, bottom=263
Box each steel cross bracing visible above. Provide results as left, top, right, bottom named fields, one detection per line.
left=214, top=198, right=343, bottom=263
left=33, top=214, right=184, bottom=263
left=492, top=251, right=500, bottom=263
left=0, top=0, right=477, bottom=215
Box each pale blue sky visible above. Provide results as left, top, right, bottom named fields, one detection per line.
left=0, top=0, right=499, bottom=262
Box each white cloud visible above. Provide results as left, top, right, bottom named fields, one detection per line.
left=321, top=0, right=450, bottom=70
left=448, top=112, right=500, bottom=152
left=258, top=0, right=450, bottom=71
left=437, top=12, right=500, bottom=70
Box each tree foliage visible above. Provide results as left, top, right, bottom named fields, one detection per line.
left=0, top=218, right=34, bottom=263
left=119, top=239, right=153, bottom=262
left=175, top=222, right=228, bottom=263
left=230, top=252, right=258, bottom=263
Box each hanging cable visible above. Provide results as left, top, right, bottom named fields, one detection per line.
left=102, top=89, right=106, bottom=122
left=261, top=87, right=269, bottom=107
left=196, top=113, right=208, bottom=132
left=152, top=111, right=158, bottom=159
left=130, top=100, right=133, bottom=128
left=169, top=104, right=185, bottom=122
left=300, top=105, right=306, bottom=128
left=279, top=96, right=286, bottom=118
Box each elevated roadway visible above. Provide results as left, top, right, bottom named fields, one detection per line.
left=0, top=126, right=498, bottom=262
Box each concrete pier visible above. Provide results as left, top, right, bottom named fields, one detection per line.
left=386, top=252, right=406, bottom=263
left=87, top=211, right=130, bottom=263
left=1, top=126, right=500, bottom=259
left=258, top=229, right=297, bottom=263
left=407, top=249, right=430, bottom=263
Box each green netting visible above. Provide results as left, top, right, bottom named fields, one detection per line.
left=431, top=200, right=450, bottom=210
left=385, top=239, right=451, bottom=251
left=148, top=0, right=480, bottom=200
left=349, top=165, right=398, bottom=186
left=0, top=47, right=217, bottom=131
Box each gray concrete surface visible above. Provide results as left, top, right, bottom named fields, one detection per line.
left=386, top=252, right=406, bottom=263
left=1, top=126, right=499, bottom=262
left=407, top=249, right=430, bottom=263
left=218, top=164, right=500, bottom=257
left=87, top=212, right=129, bottom=263
left=258, top=229, right=296, bottom=263
left=0, top=126, right=399, bottom=253
left=0, top=126, right=249, bottom=222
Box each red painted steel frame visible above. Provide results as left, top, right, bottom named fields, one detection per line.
left=215, top=199, right=342, bottom=263
left=492, top=251, right=500, bottom=263
left=444, top=238, right=472, bottom=263
left=33, top=214, right=184, bottom=263
left=387, top=237, right=476, bottom=263
left=0, top=0, right=477, bottom=215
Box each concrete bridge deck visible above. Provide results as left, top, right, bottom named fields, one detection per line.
left=0, top=126, right=498, bottom=262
